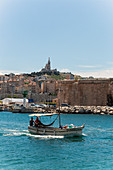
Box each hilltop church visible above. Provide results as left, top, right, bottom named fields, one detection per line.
left=40, top=57, right=59, bottom=75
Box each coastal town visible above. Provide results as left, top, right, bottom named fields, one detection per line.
left=0, top=58, right=113, bottom=115
left=0, top=58, right=75, bottom=104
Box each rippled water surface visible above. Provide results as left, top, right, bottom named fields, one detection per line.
left=0, top=112, right=113, bottom=170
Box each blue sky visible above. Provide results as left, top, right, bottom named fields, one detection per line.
left=0, top=0, right=113, bottom=78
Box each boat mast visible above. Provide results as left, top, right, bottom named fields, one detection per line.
left=58, top=87, right=61, bottom=128
left=59, top=108, right=61, bottom=128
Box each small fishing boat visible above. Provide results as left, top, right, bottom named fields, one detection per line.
left=28, top=113, right=85, bottom=137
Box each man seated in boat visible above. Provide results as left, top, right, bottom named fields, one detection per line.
left=30, top=117, right=34, bottom=126
left=63, top=125, right=68, bottom=129
left=34, top=117, right=42, bottom=127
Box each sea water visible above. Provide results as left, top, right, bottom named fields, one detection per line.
left=0, top=112, right=113, bottom=170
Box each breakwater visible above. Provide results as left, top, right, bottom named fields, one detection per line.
left=18, top=105, right=113, bottom=115
left=56, top=106, right=113, bottom=115
left=2, top=105, right=113, bottom=115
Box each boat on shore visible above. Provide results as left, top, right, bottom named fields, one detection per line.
left=28, top=113, right=85, bottom=137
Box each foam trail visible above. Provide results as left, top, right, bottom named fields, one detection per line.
left=26, top=133, right=64, bottom=139
left=22, top=130, right=29, bottom=132
left=3, top=131, right=64, bottom=139
left=1, top=128, right=64, bottom=139
left=13, top=132, right=28, bottom=136
left=82, top=133, right=87, bottom=137
left=4, top=129, right=19, bottom=132
left=3, top=134, right=14, bottom=136
left=3, top=132, right=27, bottom=136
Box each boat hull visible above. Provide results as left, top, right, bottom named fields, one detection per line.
left=28, top=125, right=85, bottom=137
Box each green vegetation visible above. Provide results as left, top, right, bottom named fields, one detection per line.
left=7, top=95, right=11, bottom=98
left=24, top=82, right=29, bottom=84
left=13, top=95, right=18, bottom=98
left=45, top=102, right=56, bottom=105
left=50, top=74, right=65, bottom=80
left=22, top=91, right=28, bottom=98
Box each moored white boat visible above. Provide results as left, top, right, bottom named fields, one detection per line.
left=28, top=113, right=85, bottom=137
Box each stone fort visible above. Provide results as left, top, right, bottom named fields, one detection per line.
left=57, top=79, right=113, bottom=106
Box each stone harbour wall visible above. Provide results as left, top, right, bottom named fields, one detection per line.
left=58, top=79, right=110, bottom=106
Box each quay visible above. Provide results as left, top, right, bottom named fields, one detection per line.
left=1, top=104, right=113, bottom=115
